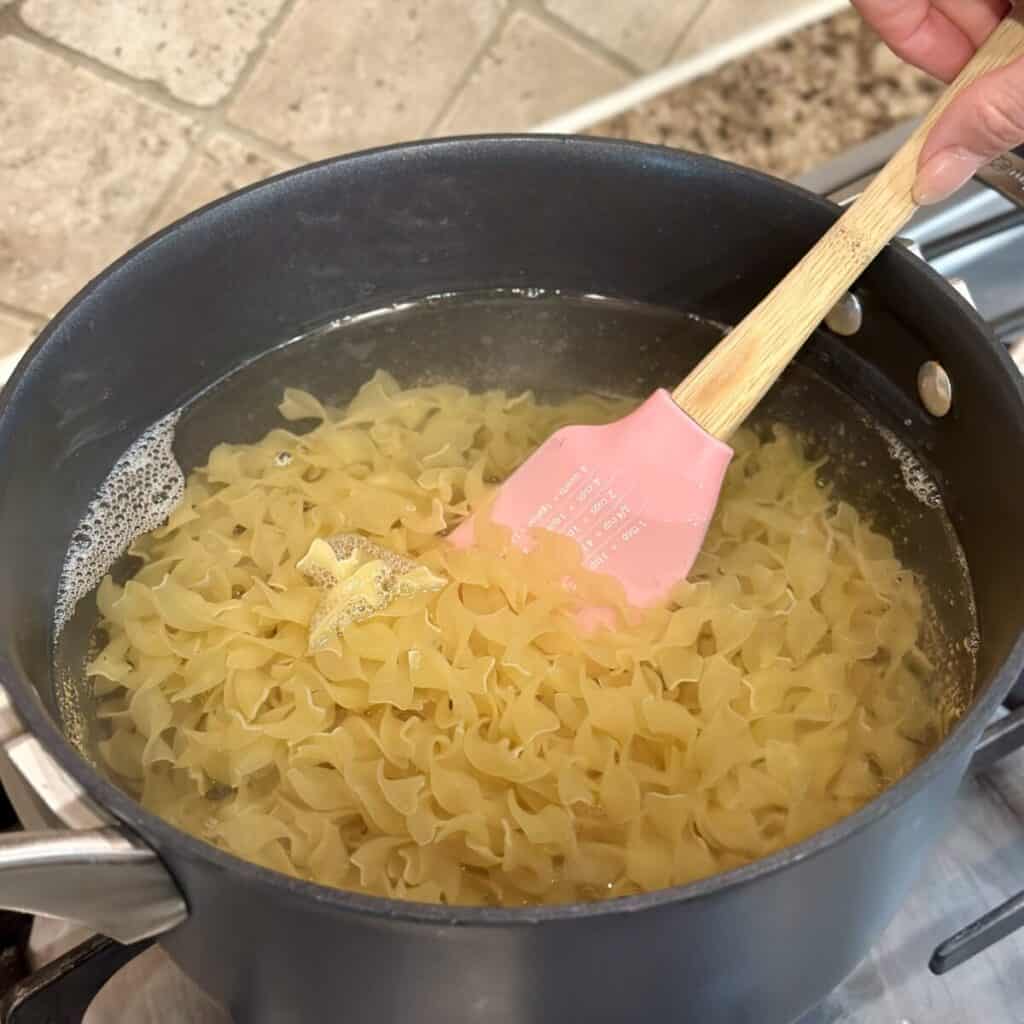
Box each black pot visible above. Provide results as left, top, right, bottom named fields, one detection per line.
left=0, top=136, right=1022, bottom=1024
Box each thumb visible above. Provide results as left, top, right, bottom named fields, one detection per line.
left=915, top=55, right=1024, bottom=205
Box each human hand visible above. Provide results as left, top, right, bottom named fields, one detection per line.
left=851, top=1, right=1024, bottom=204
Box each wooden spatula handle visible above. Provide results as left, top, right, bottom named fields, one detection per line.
left=672, top=7, right=1024, bottom=441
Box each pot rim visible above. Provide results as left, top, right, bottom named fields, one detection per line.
left=3, top=133, right=1023, bottom=927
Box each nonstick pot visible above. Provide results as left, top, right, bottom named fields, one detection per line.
left=0, top=136, right=1022, bottom=1024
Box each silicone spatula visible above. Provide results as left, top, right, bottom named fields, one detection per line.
left=452, top=9, right=1024, bottom=609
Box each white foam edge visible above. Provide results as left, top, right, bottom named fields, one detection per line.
left=54, top=408, right=185, bottom=640
left=0, top=346, right=188, bottom=641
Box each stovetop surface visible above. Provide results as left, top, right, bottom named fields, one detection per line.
left=809, top=743, right=1024, bottom=1024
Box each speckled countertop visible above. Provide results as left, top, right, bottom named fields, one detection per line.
left=591, top=8, right=942, bottom=180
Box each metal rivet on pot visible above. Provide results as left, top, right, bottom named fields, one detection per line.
left=918, top=361, right=953, bottom=417
left=825, top=292, right=862, bottom=336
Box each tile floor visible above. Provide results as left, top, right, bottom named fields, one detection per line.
left=0, top=0, right=885, bottom=352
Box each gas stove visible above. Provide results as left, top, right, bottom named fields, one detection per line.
left=0, top=129, right=1022, bottom=1024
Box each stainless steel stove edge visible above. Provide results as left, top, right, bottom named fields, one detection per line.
left=799, top=130, right=1024, bottom=345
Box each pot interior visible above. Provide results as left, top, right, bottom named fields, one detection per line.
left=0, top=140, right=1020, bottom=909
left=33, top=285, right=991, bottom=921
left=51, top=291, right=980, bottom=774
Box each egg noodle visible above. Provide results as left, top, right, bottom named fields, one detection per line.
left=92, top=372, right=940, bottom=905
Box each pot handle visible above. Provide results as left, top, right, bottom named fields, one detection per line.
left=0, top=688, right=187, bottom=944
left=929, top=705, right=1024, bottom=972
left=0, top=829, right=186, bottom=944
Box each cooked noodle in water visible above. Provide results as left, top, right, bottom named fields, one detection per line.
left=92, top=371, right=941, bottom=905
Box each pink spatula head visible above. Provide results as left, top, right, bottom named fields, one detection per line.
left=449, top=390, right=731, bottom=608
left=453, top=10, right=1024, bottom=612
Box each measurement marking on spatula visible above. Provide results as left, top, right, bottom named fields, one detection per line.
left=536, top=467, right=631, bottom=540
left=526, top=463, right=652, bottom=574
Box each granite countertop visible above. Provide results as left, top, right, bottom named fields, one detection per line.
left=591, top=8, right=942, bottom=181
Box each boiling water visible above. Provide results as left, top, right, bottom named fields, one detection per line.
left=52, top=291, right=979, bottom=766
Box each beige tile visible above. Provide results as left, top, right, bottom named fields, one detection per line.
left=0, top=310, right=42, bottom=357
left=674, top=0, right=818, bottom=60
left=438, top=11, right=628, bottom=134
left=20, top=0, right=288, bottom=107
left=545, top=0, right=705, bottom=71
left=229, top=0, right=506, bottom=159
left=0, top=38, right=197, bottom=316
left=153, top=132, right=294, bottom=228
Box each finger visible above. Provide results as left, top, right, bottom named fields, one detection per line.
left=915, top=55, right=1024, bottom=203
left=932, top=0, right=1011, bottom=47
left=936, top=0, right=1012, bottom=44
left=851, top=0, right=980, bottom=81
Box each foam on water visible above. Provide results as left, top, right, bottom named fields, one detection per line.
left=867, top=421, right=979, bottom=715
left=54, top=410, right=184, bottom=639
left=876, top=425, right=944, bottom=510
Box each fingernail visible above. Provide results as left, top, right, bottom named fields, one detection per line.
left=914, top=148, right=982, bottom=206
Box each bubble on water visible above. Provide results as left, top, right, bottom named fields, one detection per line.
left=54, top=410, right=184, bottom=639
left=876, top=426, right=943, bottom=509
left=53, top=663, right=89, bottom=762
